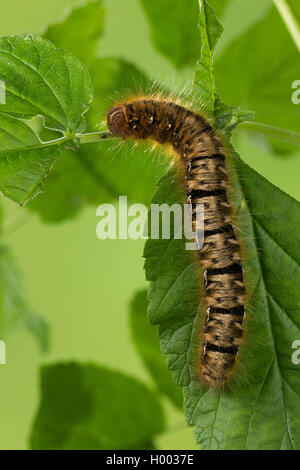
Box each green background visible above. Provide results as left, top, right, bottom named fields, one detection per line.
left=0, top=0, right=299, bottom=449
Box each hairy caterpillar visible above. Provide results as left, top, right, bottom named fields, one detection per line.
left=107, top=98, right=246, bottom=388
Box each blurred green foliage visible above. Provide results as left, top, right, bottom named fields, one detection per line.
left=30, top=362, right=165, bottom=449
left=130, top=289, right=183, bottom=409
left=215, top=4, right=300, bottom=152
left=0, top=203, right=48, bottom=350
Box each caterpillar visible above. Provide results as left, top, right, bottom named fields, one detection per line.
left=106, top=98, right=246, bottom=388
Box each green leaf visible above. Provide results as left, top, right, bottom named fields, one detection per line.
left=44, top=0, right=105, bottom=67
left=214, top=5, right=300, bottom=148
left=141, top=0, right=300, bottom=449
left=0, top=113, right=67, bottom=204
left=193, top=0, right=222, bottom=113
left=0, top=35, right=92, bottom=132
left=27, top=58, right=165, bottom=222
left=144, top=159, right=300, bottom=449
left=0, top=34, right=93, bottom=204
left=130, top=289, right=183, bottom=409
left=139, top=0, right=231, bottom=69
left=140, top=0, right=201, bottom=68
left=30, top=362, right=165, bottom=450
left=144, top=169, right=201, bottom=388
left=193, top=1, right=252, bottom=136
left=0, top=231, right=48, bottom=351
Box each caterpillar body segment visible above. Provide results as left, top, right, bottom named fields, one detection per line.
left=107, top=99, right=246, bottom=388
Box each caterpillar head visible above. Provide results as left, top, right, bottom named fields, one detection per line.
left=107, top=105, right=130, bottom=138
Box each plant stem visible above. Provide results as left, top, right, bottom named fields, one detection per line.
left=75, top=131, right=117, bottom=144
left=13, top=131, right=116, bottom=153
left=273, top=0, right=300, bottom=52
left=238, top=121, right=300, bottom=147
left=39, top=135, right=69, bottom=147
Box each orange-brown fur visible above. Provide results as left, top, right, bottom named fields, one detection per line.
left=107, top=98, right=246, bottom=388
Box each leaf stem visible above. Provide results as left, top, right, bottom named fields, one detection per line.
left=39, top=132, right=117, bottom=148
left=75, top=131, right=117, bottom=144
left=39, top=135, right=69, bottom=147
left=238, top=121, right=300, bottom=147
left=273, top=0, right=300, bottom=52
